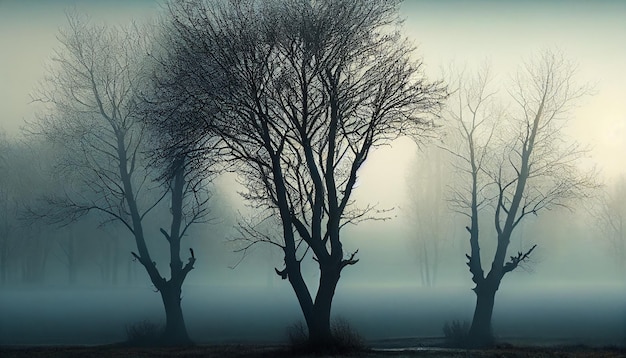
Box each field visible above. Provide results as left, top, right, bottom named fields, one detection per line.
left=2, top=286, right=625, bottom=357
left=1, top=344, right=625, bottom=358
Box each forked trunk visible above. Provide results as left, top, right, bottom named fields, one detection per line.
left=468, top=282, right=498, bottom=347
left=286, top=259, right=342, bottom=350
left=307, top=265, right=340, bottom=347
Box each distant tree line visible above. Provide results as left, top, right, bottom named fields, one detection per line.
left=0, top=134, right=149, bottom=286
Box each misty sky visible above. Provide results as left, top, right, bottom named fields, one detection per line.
left=1, top=0, right=625, bottom=248
left=2, top=0, right=624, bottom=196
left=1, top=0, right=626, bottom=271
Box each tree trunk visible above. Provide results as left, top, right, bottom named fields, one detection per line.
left=308, top=305, right=333, bottom=346
left=468, top=282, right=498, bottom=347
left=0, top=239, right=7, bottom=285
left=100, top=241, right=110, bottom=284
left=284, top=259, right=341, bottom=350
left=112, top=236, right=119, bottom=285
left=307, top=263, right=341, bottom=348
left=126, top=258, right=133, bottom=284
left=159, top=280, right=192, bottom=346
left=67, top=234, right=76, bottom=285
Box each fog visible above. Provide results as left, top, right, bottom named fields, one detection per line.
left=0, top=153, right=624, bottom=346
left=1, top=285, right=625, bottom=346
left=1, top=0, right=626, bottom=350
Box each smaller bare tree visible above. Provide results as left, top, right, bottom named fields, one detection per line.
left=444, top=52, right=596, bottom=347
left=28, top=12, right=212, bottom=346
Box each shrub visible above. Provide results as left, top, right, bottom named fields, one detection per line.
left=125, top=320, right=163, bottom=347
left=286, top=317, right=366, bottom=354
left=286, top=320, right=308, bottom=350
left=331, top=316, right=365, bottom=352
left=442, top=320, right=470, bottom=348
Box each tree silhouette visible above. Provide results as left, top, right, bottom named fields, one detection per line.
left=444, top=52, right=596, bottom=347
left=156, top=0, right=446, bottom=349
left=29, top=12, right=211, bottom=346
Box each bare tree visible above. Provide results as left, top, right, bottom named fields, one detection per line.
left=159, top=0, right=445, bottom=349
left=0, top=132, right=11, bottom=284
left=94, top=227, right=122, bottom=285
left=593, top=176, right=626, bottom=275
left=406, top=146, right=454, bottom=287
left=0, top=133, right=19, bottom=285
left=29, top=12, right=211, bottom=346
left=444, top=52, right=596, bottom=347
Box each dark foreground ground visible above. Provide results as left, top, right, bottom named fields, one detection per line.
left=1, top=344, right=625, bottom=358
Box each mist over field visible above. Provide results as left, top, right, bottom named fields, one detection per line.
left=0, top=194, right=624, bottom=347
left=1, top=0, right=625, bottom=352
left=1, top=284, right=625, bottom=346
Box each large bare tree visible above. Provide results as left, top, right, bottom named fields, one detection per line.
left=445, top=53, right=596, bottom=347
left=158, top=0, right=445, bottom=349
left=30, top=13, right=211, bottom=346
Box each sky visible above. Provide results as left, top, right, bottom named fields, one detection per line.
left=1, top=0, right=624, bottom=279
left=0, top=0, right=160, bottom=135
left=399, top=0, right=626, bottom=182
left=1, top=0, right=624, bottom=254
left=1, top=0, right=625, bottom=183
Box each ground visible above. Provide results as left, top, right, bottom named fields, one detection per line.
left=0, top=345, right=624, bottom=358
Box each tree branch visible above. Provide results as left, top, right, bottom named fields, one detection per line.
left=340, top=249, right=359, bottom=269
left=503, top=244, right=537, bottom=274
